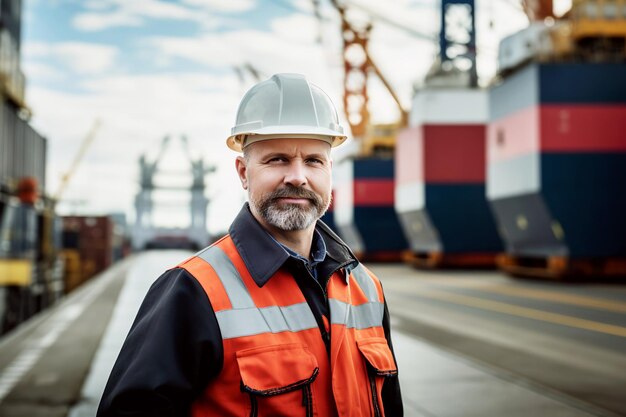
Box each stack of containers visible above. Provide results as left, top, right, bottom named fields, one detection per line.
left=62, top=216, right=114, bottom=291
left=395, top=88, right=502, bottom=267
left=487, top=62, right=626, bottom=277
left=0, top=100, right=47, bottom=190
left=334, top=156, right=408, bottom=260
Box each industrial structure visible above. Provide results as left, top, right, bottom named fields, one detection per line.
left=395, top=0, right=504, bottom=268
left=326, top=0, right=409, bottom=261
left=133, top=135, right=215, bottom=251
left=488, top=0, right=626, bottom=278
left=0, top=0, right=128, bottom=335
left=2, top=1, right=626, bottom=415
left=320, top=0, right=626, bottom=277
left=0, top=0, right=64, bottom=334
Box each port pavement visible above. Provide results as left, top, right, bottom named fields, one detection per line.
left=0, top=253, right=616, bottom=417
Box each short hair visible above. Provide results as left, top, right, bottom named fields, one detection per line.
left=242, top=144, right=251, bottom=161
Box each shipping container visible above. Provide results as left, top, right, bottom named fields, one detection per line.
left=395, top=88, right=502, bottom=267
left=334, top=156, right=408, bottom=260
left=0, top=98, right=46, bottom=191
left=487, top=62, right=626, bottom=277
left=62, top=216, right=114, bottom=292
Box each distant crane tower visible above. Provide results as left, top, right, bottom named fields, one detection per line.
left=133, top=135, right=215, bottom=251
left=326, top=0, right=410, bottom=156
left=427, top=0, right=477, bottom=87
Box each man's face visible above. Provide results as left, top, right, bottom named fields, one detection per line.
left=236, top=138, right=332, bottom=232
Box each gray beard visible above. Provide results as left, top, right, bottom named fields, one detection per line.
left=251, top=186, right=329, bottom=231
left=263, top=203, right=319, bottom=231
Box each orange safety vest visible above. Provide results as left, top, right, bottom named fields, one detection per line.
left=178, top=235, right=398, bottom=417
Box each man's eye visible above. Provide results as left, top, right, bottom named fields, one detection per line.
left=306, top=158, right=323, bottom=164
left=268, top=157, right=287, bottom=163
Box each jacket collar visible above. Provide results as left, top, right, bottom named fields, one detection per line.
left=228, top=203, right=357, bottom=287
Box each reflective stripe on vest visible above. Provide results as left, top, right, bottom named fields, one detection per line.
left=198, top=243, right=255, bottom=309
left=329, top=299, right=385, bottom=329
left=196, top=246, right=385, bottom=339
left=351, top=263, right=380, bottom=303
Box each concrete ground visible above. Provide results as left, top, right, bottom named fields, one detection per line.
left=0, top=253, right=624, bottom=416
left=372, top=264, right=626, bottom=417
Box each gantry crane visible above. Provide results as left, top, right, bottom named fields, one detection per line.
left=133, top=135, right=215, bottom=251
left=318, top=0, right=479, bottom=155
left=323, top=0, right=409, bottom=156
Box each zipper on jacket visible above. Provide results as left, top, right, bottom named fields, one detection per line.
left=322, top=328, right=330, bottom=345
left=321, top=260, right=354, bottom=296
left=300, top=262, right=334, bottom=353
left=320, top=261, right=355, bottom=320
left=301, top=384, right=313, bottom=417
left=242, top=383, right=258, bottom=417
left=248, top=392, right=258, bottom=417
left=369, top=372, right=382, bottom=417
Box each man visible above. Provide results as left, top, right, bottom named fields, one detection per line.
left=98, top=73, right=403, bottom=417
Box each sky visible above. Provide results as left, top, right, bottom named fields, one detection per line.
left=20, top=0, right=562, bottom=234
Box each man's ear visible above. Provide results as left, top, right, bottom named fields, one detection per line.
left=235, top=156, right=248, bottom=190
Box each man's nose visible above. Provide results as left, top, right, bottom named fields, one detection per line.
left=283, top=161, right=307, bottom=187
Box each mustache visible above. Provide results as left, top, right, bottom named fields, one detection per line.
left=269, top=186, right=321, bottom=202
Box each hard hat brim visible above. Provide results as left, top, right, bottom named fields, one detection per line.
left=227, top=130, right=347, bottom=152
left=226, top=73, right=347, bottom=152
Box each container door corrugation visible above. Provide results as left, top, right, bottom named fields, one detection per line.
left=0, top=99, right=47, bottom=192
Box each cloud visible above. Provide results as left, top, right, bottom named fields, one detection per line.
left=145, top=26, right=348, bottom=138
left=24, top=0, right=532, bottom=233
left=73, top=0, right=199, bottom=31
left=24, top=41, right=119, bottom=75
left=181, top=0, right=256, bottom=13
left=288, top=0, right=316, bottom=14
left=73, top=11, right=143, bottom=31
left=145, top=3, right=437, bottom=126
left=147, top=28, right=334, bottom=82
left=22, top=61, right=64, bottom=81
left=270, top=13, right=319, bottom=44
left=26, top=71, right=245, bottom=232
left=148, top=34, right=245, bottom=67
left=117, top=0, right=201, bottom=19
left=55, top=42, right=119, bottom=74
left=72, top=0, right=255, bottom=32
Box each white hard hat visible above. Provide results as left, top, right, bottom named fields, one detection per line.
left=227, top=73, right=347, bottom=152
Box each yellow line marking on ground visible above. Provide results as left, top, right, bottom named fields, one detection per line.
left=393, top=287, right=626, bottom=338
left=426, top=281, right=626, bottom=313
left=461, top=284, right=626, bottom=313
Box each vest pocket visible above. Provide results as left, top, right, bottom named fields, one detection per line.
left=357, top=337, right=398, bottom=417
left=236, top=343, right=319, bottom=417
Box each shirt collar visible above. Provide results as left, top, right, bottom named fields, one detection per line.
left=310, top=229, right=327, bottom=264
left=275, top=229, right=327, bottom=267
left=228, top=203, right=356, bottom=287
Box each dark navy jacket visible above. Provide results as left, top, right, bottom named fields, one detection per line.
left=97, top=204, right=403, bottom=416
